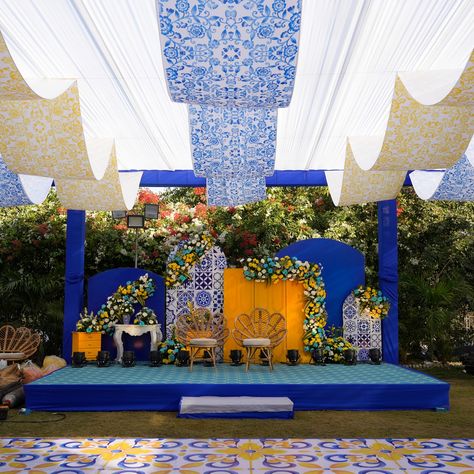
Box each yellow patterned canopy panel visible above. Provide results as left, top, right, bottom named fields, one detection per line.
left=326, top=50, right=473, bottom=205
left=0, top=30, right=141, bottom=210
left=326, top=142, right=406, bottom=206
left=352, top=50, right=474, bottom=171
left=55, top=147, right=142, bottom=211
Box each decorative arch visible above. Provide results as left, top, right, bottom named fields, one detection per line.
left=166, top=245, right=227, bottom=338
left=276, top=238, right=365, bottom=326
left=343, top=292, right=382, bottom=361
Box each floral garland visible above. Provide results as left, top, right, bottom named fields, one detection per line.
left=242, top=256, right=330, bottom=353
left=353, top=285, right=390, bottom=320
left=76, top=308, right=101, bottom=333
left=134, top=307, right=158, bottom=326
left=96, top=274, right=156, bottom=334
left=165, top=232, right=215, bottom=287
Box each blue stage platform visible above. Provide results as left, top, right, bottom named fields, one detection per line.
left=24, top=363, right=449, bottom=412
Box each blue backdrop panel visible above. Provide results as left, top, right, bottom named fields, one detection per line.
left=378, top=200, right=399, bottom=364
left=276, top=238, right=365, bottom=326
left=87, top=268, right=165, bottom=361
left=63, top=210, right=86, bottom=363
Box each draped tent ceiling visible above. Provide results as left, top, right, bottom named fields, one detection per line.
left=0, top=0, right=472, bottom=173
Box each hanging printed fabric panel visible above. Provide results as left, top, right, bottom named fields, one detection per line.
left=410, top=154, right=474, bottom=201
left=157, top=0, right=302, bottom=108
left=190, top=105, right=277, bottom=177
left=0, top=154, right=52, bottom=207
left=342, top=293, right=382, bottom=362
left=157, top=0, right=302, bottom=206
left=206, top=173, right=267, bottom=206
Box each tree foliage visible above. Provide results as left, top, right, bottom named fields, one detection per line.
left=0, top=187, right=472, bottom=361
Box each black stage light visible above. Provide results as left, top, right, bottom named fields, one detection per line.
left=230, top=349, right=243, bottom=366
left=369, top=348, right=382, bottom=365
left=286, top=349, right=300, bottom=366
left=127, top=215, right=145, bottom=229
left=96, top=350, right=111, bottom=367
left=144, top=203, right=159, bottom=219
left=112, top=210, right=127, bottom=219
left=176, top=350, right=189, bottom=367
left=72, top=351, right=86, bottom=368
left=122, top=350, right=136, bottom=367
left=344, top=348, right=357, bottom=366
left=149, top=350, right=162, bottom=367
left=311, top=347, right=326, bottom=366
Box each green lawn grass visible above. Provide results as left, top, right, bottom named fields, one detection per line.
left=1, top=366, right=473, bottom=439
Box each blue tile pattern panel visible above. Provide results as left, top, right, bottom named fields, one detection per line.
left=190, top=104, right=277, bottom=177
left=157, top=0, right=302, bottom=108
left=432, top=154, right=474, bottom=200
left=207, top=173, right=267, bottom=206
left=343, top=293, right=382, bottom=361
left=2, top=437, right=471, bottom=473
left=166, top=246, right=227, bottom=350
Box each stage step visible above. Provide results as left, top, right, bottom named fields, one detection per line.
left=178, top=396, right=294, bottom=419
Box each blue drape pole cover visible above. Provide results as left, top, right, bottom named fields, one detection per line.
left=127, top=169, right=412, bottom=188
left=62, top=210, right=86, bottom=363
left=378, top=200, right=399, bottom=364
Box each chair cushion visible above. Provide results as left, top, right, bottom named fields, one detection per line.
left=0, top=352, right=25, bottom=360
left=189, top=338, right=218, bottom=346
left=243, top=338, right=271, bottom=347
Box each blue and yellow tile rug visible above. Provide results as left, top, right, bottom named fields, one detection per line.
left=0, top=438, right=473, bottom=473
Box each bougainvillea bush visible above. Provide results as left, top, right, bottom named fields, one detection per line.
left=0, top=186, right=472, bottom=361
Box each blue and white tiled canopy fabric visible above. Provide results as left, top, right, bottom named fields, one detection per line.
left=432, top=155, right=474, bottom=200
left=157, top=0, right=301, bottom=206
left=0, top=154, right=52, bottom=207
left=207, top=172, right=267, bottom=206
left=158, top=0, right=301, bottom=108
left=190, top=105, right=277, bottom=176
left=410, top=154, right=474, bottom=201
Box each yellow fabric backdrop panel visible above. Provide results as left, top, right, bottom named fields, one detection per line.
left=223, top=269, right=308, bottom=363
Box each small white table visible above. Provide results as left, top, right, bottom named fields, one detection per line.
left=113, top=324, right=163, bottom=362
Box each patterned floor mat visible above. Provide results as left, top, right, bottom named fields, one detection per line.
left=29, top=363, right=446, bottom=386
left=0, top=438, right=473, bottom=473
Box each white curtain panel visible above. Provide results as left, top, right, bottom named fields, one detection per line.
left=0, top=0, right=471, bottom=172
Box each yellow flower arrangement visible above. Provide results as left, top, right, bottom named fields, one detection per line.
left=353, top=286, right=390, bottom=320
left=165, top=232, right=215, bottom=287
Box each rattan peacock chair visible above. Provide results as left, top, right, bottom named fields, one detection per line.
left=175, top=307, right=229, bottom=371
left=232, top=308, right=287, bottom=371
left=0, top=325, right=41, bottom=363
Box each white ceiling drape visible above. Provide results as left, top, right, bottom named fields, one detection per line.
left=0, top=0, right=472, bottom=172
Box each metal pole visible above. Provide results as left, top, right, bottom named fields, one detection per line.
left=134, top=228, right=139, bottom=268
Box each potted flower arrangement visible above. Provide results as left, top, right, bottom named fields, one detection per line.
left=72, top=308, right=102, bottom=360
left=158, top=327, right=184, bottom=364
left=353, top=286, right=390, bottom=320
left=134, top=307, right=158, bottom=326
left=96, top=274, right=157, bottom=333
